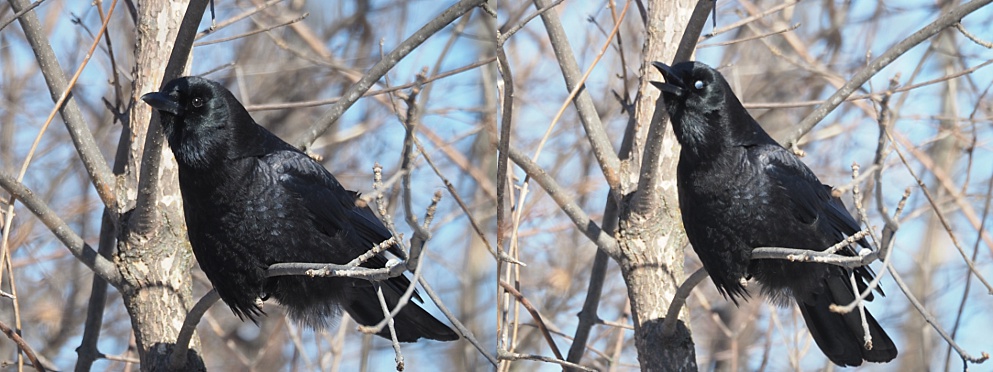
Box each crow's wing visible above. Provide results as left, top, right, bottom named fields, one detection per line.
left=246, top=127, right=399, bottom=257
left=757, top=144, right=866, bottom=251
left=263, top=149, right=417, bottom=298
left=757, top=144, right=880, bottom=296
left=346, top=190, right=406, bottom=260
left=266, top=151, right=396, bottom=252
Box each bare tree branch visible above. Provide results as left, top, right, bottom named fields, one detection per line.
left=7, top=0, right=116, bottom=206
left=294, top=0, right=486, bottom=150
left=168, top=289, right=219, bottom=370
left=417, top=276, right=498, bottom=366
left=505, top=147, right=619, bottom=257
left=499, top=280, right=563, bottom=360
left=74, top=209, right=118, bottom=372
left=0, top=0, right=42, bottom=32
left=0, top=171, right=122, bottom=286
left=886, top=262, right=989, bottom=365
left=661, top=268, right=709, bottom=337
left=532, top=0, right=621, bottom=188
left=498, top=349, right=597, bottom=372
left=194, top=12, right=308, bottom=47
left=784, top=0, right=993, bottom=149
left=0, top=319, right=45, bottom=372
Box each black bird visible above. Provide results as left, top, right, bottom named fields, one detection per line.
left=652, top=61, right=897, bottom=366
left=141, top=76, right=458, bottom=342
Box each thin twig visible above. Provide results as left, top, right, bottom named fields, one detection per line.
left=0, top=319, right=45, bottom=372
left=495, top=43, right=513, bottom=284
left=784, top=0, right=993, bottom=149
left=700, top=0, right=800, bottom=40
left=0, top=171, right=121, bottom=286
left=345, top=236, right=400, bottom=267
left=528, top=1, right=630, bottom=191
left=888, top=131, right=993, bottom=293
left=496, top=0, right=564, bottom=44
left=246, top=58, right=495, bottom=111
left=295, top=0, right=485, bottom=150
left=194, top=0, right=286, bottom=40
left=398, top=73, right=431, bottom=271
left=497, top=349, right=597, bottom=372
left=847, top=272, right=873, bottom=349
left=194, top=12, right=308, bottom=47
left=946, top=161, right=993, bottom=367
left=0, top=0, right=43, bottom=32
left=886, top=263, right=989, bottom=364
left=698, top=23, right=800, bottom=48
left=829, top=191, right=908, bottom=315
left=416, top=276, right=498, bottom=366
left=744, top=59, right=993, bottom=109
left=266, top=258, right=406, bottom=280
left=372, top=284, right=404, bottom=371
left=505, top=147, right=618, bottom=256
left=7, top=0, right=116, bottom=206
left=100, top=353, right=140, bottom=364
left=357, top=239, right=426, bottom=336
left=414, top=132, right=516, bottom=263
left=532, top=0, right=621, bottom=188
left=499, top=281, right=563, bottom=359
left=358, top=165, right=406, bottom=211
left=954, top=22, right=993, bottom=48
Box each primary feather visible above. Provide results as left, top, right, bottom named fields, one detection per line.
left=142, top=76, right=457, bottom=342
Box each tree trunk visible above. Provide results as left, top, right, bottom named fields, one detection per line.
left=115, top=1, right=204, bottom=370
left=616, top=0, right=697, bottom=370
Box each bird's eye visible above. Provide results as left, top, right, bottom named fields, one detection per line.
left=191, top=97, right=205, bottom=108
left=694, top=80, right=705, bottom=89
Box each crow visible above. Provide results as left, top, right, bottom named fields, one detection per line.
left=651, top=61, right=896, bottom=366
left=141, top=76, right=458, bottom=342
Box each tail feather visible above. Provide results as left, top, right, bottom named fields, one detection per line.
left=797, top=273, right=897, bottom=366
left=345, top=281, right=459, bottom=342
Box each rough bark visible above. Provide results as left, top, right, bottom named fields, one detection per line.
left=114, top=1, right=204, bottom=370
left=614, top=0, right=697, bottom=370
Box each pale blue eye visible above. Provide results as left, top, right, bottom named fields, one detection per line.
left=694, top=81, right=704, bottom=89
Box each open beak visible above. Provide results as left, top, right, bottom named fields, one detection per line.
left=650, top=61, right=685, bottom=96
left=141, top=91, right=183, bottom=116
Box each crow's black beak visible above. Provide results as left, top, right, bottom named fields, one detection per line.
left=650, top=61, right=685, bottom=96
left=141, top=91, right=183, bottom=116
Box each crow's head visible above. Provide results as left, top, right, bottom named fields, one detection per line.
left=652, top=61, right=770, bottom=157
left=142, top=76, right=252, bottom=169
left=652, top=62, right=733, bottom=148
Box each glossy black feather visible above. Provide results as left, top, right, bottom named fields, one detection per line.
left=654, top=61, right=896, bottom=366
left=142, top=76, right=457, bottom=342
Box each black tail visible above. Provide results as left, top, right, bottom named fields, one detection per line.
left=344, top=280, right=459, bottom=342
left=797, top=273, right=897, bottom=366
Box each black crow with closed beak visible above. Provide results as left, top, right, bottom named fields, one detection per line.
left=142, top=76, right=458, bottom=342
left=652, top=61, right=896, bottom=366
